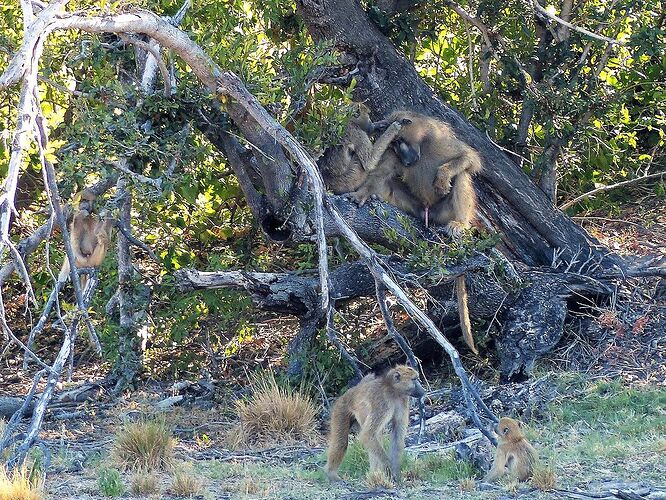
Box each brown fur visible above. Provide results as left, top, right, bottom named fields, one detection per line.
left=319, top=105, right=406, bottom=195
left=59, top=190, right=113, bottom=290
left=325, top=365, right=425, bottom=482
left=485, top=417, right=538, bottom=482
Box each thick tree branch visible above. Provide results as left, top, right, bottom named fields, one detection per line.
left=111, top=178, right=142, bottom=393
left=175, top=250, right=492, bottom=312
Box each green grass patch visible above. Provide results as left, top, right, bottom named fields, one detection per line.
left=541, top=379, right=666, bottom=467
left=553, top=381, right=666, bottom=436
left=307, top=439, right=477, bottom=485
left=97, top=468, right=125, bottom=497
left=403, top=452, right=478, bottom=483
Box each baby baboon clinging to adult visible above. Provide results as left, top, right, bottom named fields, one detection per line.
left=318, top=105, right=407, bottom=195
left=59, top=189, right=114, bottom=290
left=325, top=365, right=426, bottom=483
left=485, top=417, right=538, bottom=482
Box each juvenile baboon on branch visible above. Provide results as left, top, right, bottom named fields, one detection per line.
left=59, top=189, right=114, bottom=290
left=325, top=365, right=425, bottom=483
left=318, top=104, right=408, bottom=194
left=485, top=417, right=538, bottom=482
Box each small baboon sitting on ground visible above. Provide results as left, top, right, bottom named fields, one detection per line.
left=324, top=365, right=425, bottom=483
left=485, top=417, right=538, bottom=482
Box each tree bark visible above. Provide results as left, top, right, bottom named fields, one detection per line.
left=110, top=179, right=142, bottom=393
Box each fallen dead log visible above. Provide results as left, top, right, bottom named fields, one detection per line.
left=176, top=257, right=617, bottom=381
left=0, top=397, right=34, bottom=420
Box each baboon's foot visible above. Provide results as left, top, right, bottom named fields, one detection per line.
left=444, top=221, right=466, bottom=239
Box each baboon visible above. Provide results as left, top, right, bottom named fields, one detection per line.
left=350, top=111, right=482, bottom=354
left=318, top=105, right=407, bottom=195
left=325, top=365, right=426, bottom=483
left=351, top=110, right=482, bottom=236
left=485, top=417, right=538, bottom=482
left=59, top=189, right=113, bottom=290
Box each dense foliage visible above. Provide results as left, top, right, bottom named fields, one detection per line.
left=0, top=0, right=663, bottom=378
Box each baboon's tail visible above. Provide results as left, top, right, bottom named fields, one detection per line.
left=456, top=275, right=478, bottom=354
left=325, top=403, right=352, bottom=476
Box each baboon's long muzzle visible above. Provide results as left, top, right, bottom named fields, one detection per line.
left=411, top=381, right=426, bottom=398
left=395, top=141, right=420, bottom=166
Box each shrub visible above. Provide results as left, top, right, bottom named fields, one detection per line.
left=170, top=465, right=202, bottom=497
left=234, top=372, right=318, bottom=447
left=365, top=470, right=394, bottom=489
left=0, top=466, right=43, bottom=500
left=236, top=476, right=262, bottom=495
left=111, top=418, right=174, bottom=471
left=458, top=478, right=476, bottom=492
left=129, top=471, right=160, bottom=496
left=531, top=466, right=557, bottom=491
left=97, top=468, right=125, bottom=497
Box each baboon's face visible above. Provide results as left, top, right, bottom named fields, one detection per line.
left=392, top=138, right=420, bottom=166
left=79, top=198, right=95, bottom=213
left=389, top=366, right=426, bottom=397
left=411, top=378, right=426, bottom=398
left=496, top=417, right=522, bottom=441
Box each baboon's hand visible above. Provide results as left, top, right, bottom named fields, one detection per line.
left=95, top=233, right=110, bottom=244
left=386, top=121, right=403, bottom=133
left=349, top=188, right=372, bottom=206
left=435, top=171, right=452, bottom=195
left=483, top=469, right=502, bottom=483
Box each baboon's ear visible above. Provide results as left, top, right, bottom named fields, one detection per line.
left=393, top=370, right=401, bottom=382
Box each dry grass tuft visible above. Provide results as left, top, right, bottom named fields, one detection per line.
left=234, top=372, right=318, bottom=447
left=365, top=470, right=394, bottom=489
left=458, top=477, right=476, bottom=492
left=129, top=471, right=160, bottom=496
left=236, top=477, right=263, bottom=495
left=111, top=418, right=175, bottom=471
left=658, top=440, right=666, bottom=452
left=0, top=466, right=43, bottom=500
left=531, top=465, right=557, bottom=491
left=171, top=466, right=202, bottom=497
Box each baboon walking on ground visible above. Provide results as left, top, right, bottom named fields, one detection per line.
left=325, top=365, right=426, bottom=482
